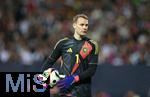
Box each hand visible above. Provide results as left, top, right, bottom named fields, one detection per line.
left=57, top=74, right=79, bottom=89
left=50, top=86, right=60, bottom=95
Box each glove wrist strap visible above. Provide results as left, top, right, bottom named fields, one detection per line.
left=74, top=75, right=79, bottom=82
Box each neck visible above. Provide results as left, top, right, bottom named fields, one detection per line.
left=74, top=32, right=82, bottom=40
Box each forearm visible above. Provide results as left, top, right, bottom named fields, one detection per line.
left=78, top=63, right=97, bottom=81
left=77, top=53, right=98, bottom=82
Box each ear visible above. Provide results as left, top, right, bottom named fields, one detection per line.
left=73, top=23, right=76, bottom=29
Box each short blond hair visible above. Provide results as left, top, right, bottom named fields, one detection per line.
left=73, top=14, right=88, bottom=23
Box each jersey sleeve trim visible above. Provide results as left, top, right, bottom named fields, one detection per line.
left=89, top=40, right=99, bottom=55
left=54, top=37, right=68, bottom=49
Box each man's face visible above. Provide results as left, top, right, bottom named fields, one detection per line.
left=73, top=17, right=88, bottom=36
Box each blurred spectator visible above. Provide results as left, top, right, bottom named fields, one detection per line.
left=123, top=90, right=140, bottom=97
left=94, top=91, right=111, bottom=97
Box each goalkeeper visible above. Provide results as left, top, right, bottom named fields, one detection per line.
left=41, top=14, right=99, bottom=97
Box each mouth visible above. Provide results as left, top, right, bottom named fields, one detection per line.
left=83, top=31, right=87, bottom=33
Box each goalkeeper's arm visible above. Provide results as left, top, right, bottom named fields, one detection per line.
left=41, top=40, right=63, bottom=72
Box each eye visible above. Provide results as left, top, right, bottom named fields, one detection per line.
left=80, top=24, right=84, bottom=26
left=80, top=24, right=88, bottom=27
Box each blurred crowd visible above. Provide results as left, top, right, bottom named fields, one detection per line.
left=93, top=90, right=141, bottom=97
left=0, top=0, right=150, bottom=97
left=0, top=0, right=149, bottom=66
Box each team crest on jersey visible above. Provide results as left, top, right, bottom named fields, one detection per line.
left=83, top=47, right=88, bottom=53
left=80, top=41, right=92, bottom=59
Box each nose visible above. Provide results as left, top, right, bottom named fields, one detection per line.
left=83, top=25, right=88, bottom=30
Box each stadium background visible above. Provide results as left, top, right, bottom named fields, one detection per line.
left=0, top=0, right=150, bottom=97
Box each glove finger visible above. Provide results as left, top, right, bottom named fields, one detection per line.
left=57, top=82, right=65, bottom=87
left=57, top=80, right=65, bottom=85
left=57, top=84, right=63, bottom=87
left=57, top=84, right=65, bottom=89
left=57, top=80, right=65, bottom=84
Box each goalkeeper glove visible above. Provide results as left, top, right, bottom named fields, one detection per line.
left=57, top=74, right=79, bottom=89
